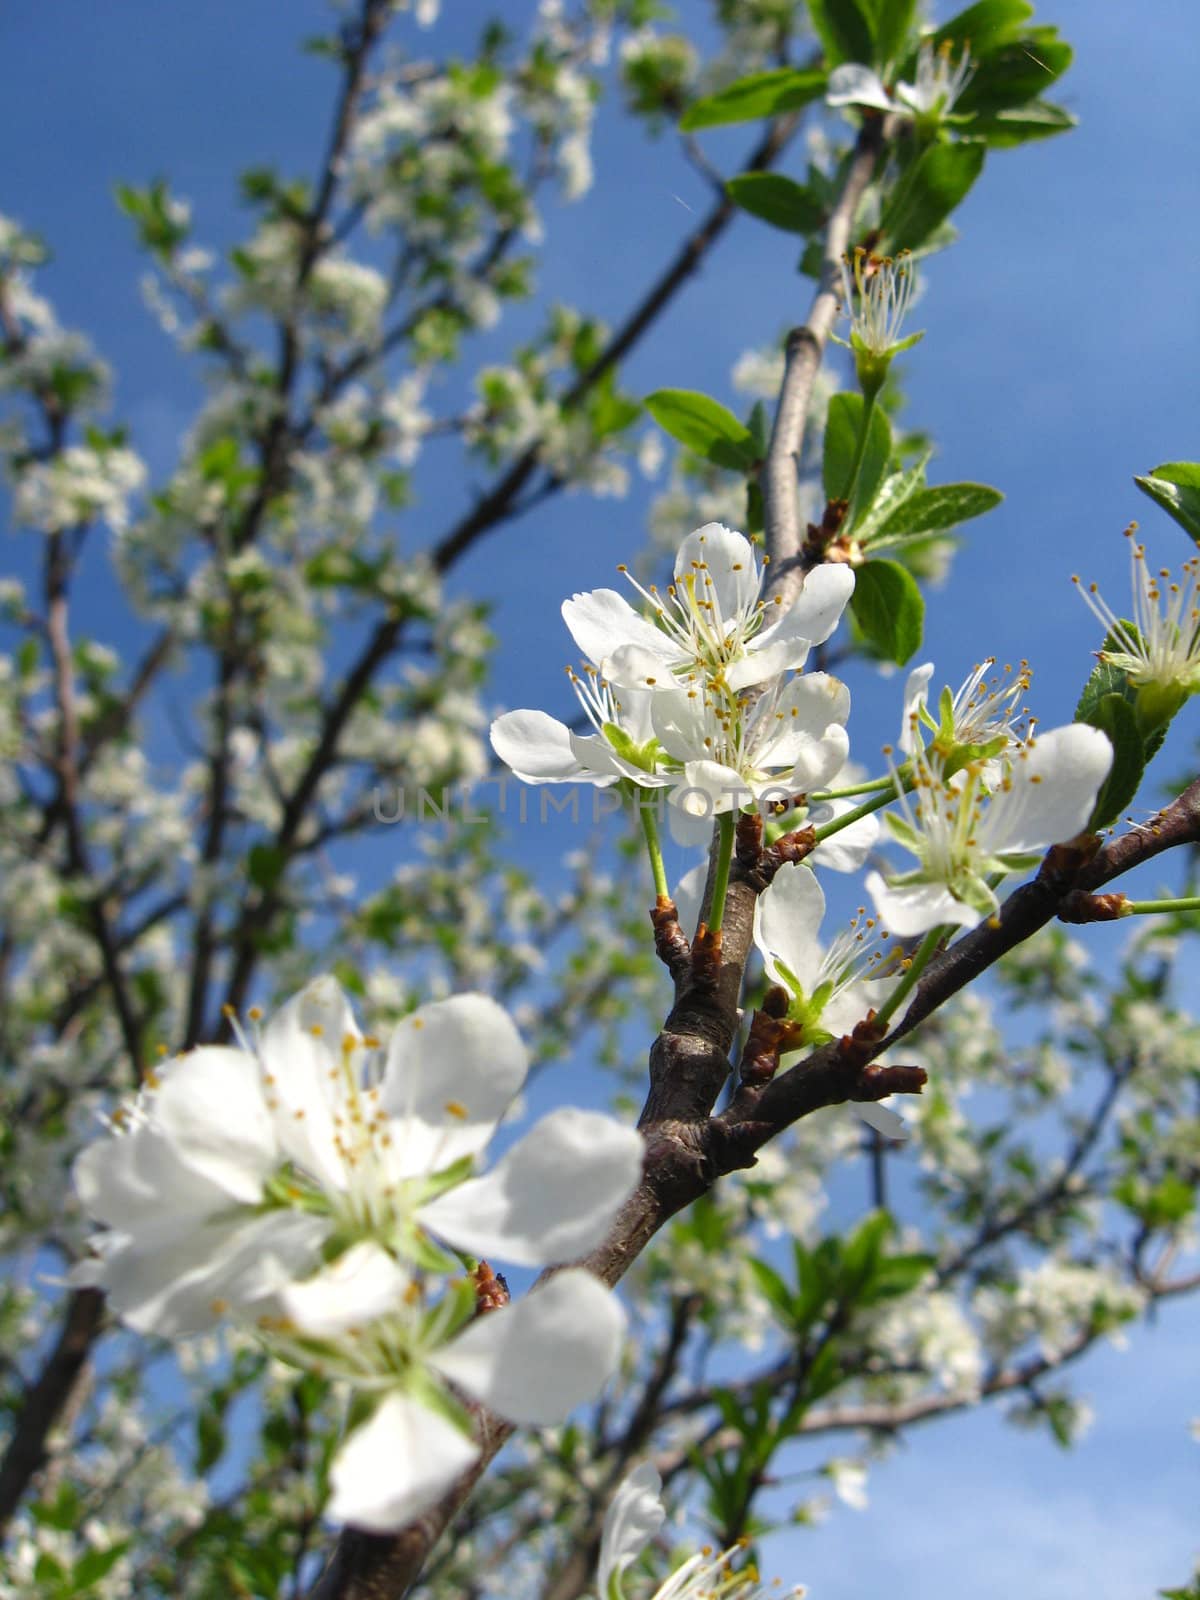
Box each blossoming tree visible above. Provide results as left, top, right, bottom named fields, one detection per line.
left=1, top=2, right=1198, bottom=1597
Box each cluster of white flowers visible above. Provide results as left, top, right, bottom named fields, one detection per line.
left=491, top=523, right=857, bottom=833
left=72, top=979, right=643, bottom=1531
left=492, top=525, right=1113, bottom=1109
left=12, top=443, right=146, bottom=536
left=974, top=1259, right=1145, bottom=1363
left=225, top=221, right=388, bottom=346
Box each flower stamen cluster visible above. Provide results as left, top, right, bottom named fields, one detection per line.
left=1073, top=527, right=1200, bottom=733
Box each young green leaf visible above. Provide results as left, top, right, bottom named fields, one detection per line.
left=870, top=0, right=920, bottom=67
left=644, top=388, right=758, bottom=471
left=872, top=481, right=1003, bottom=542
left=807, top=0, right=875, bottom=67
left=933, top=0, right=1035, bottom=56
left=972, top=100, right=1078, bottom=147
left=726, top=173, right=824, bottom=235
left=1080, top=692, right=1145, bottom=831
left=879, top=141, right=986, bottom=254
left=955, top=27, right=1073, bottom=116
left=849, top=558, right=925, bottom=664
left=823, top=392, right=893, bottom=515
left=1134, top=461, right=1200, bottom=546
left=679, top=66, right=826, bottom=130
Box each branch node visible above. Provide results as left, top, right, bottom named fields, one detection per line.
left=738, top=987, right=801, bottom=1088
left=650, top=896, right=691, bottom=981
left=850, top=1062, right=928, bottom=1102
left=473, top=1261, right=509, bottom=1315
left=689, top=922, right=723, bottom=988
left=744, top=826, right=816, bottom=892
left=1058, top=889, right=1128, bottom=924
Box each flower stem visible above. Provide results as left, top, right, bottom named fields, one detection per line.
left=639, top=799, right=669, bottom=901
left=707, top=811, right=737, bottom=933
left=811, top=774, right=898, bottom=800
left=874, top=923, right=945, bottom=1029
left=810, top=772, right=911, bottom=845
left=1122, top=896, right=1200, bottom=916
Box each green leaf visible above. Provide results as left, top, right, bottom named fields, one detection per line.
left=933, top=0, right=1034, bottom=55
left=879, top=141, right=986, bottom=254
left=864, top=1251, right=936, bottom=1303
left=247, top=844, right=286, bottom=891
left=1135, top=461, right=1200, bottom=546
left=870, top=0, right=920, bottom=66
left=644, top=388, right=758, bottom=472
left=67, top=1542, right=132, bottom=1594
left=822, top=392, right=893, bottom=517
left=853, top=452, right=932, bottom=542
left=726, top=173, right=824, bottom=235
left=956, top=28, right=1072, bottom=116
left=973, top=100, right=1078, bottom=147
left=873, top=482, right=1003, bottom=541
left=1081, top=693, right=1144, bottom=831
left=807, top=0, right=875, bottom=66
left=748, top=1257, right=796, bottom=1320
left=850, top=559, right=925, bottom=664
left=679, top=66, right=826, bottom=130
left=196, top=1406, right=226, bottom=1474
left=1073, top=646, right=1132, bottom=729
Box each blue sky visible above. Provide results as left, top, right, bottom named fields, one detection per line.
left=2, top=0, right=1198, bottom=1593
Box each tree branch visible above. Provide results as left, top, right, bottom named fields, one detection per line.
left=762, top=117, right=887, bottom=602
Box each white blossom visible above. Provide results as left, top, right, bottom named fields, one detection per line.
left=866, top=725, right=1112, bottom=936
left=1074, top=531, right=1200, bottom=720
left=570, top=523, right=853, bottom=695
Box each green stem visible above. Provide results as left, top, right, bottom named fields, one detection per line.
left=639, top=798, right=669, bottom=901
left=1122, top=896, right=1200, bottom=916
left=809, top=772, right=911, bottom=846
left=874, top=923, right=945, bottom=1029
left=811, top=775, right=898, bottom=801
left=707, top=811, right=737, bottom=933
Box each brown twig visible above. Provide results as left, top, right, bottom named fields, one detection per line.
left=761, top=117, right=889, bottom=603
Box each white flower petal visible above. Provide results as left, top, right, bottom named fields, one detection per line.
left=650, top=687, right=710, bottom=763
left=74, top=1120, right=230, bottom=1232
left=983, top=724, right=1112, bottom=856
left=260, top=977, right=363, bottom=1194
left=666, top=802, right=716, bottom=848
left=900, top=662, right=934, bottom=753
left=327, top=1392, right=479, bottom=1533
left=826, top=62, right=894, bottom=111
left=561, top=588, right=676, bottom=673
left=865, top=870, right=979, bottom=937
left=568, top=728, right=657, bottom=787
left=855, top=1101, right=908, bottom=1139
left=729, top=565, right=855, bottom=690
left=491, top=710, right=590, bottom=783
left=672, top=760, right=750, bottom=817
left=598, top=1463, right=667, bottom=1595
left=277, top=1242, right=410, bottom=1338
left=150, top=1045, right=278, bottom=1205
left=754, top=864, right=826, bottom=991
left=382, top=994, right=528, bottom=1179
left=808, top=799, right=880, bottom=872
left=606, top=640, right=684, bottom=691
left=673, top=522, right=760, bottom=628
left=419, top=1109, right=643, bottom=1267
left=430, top=1269, right=625, bottom=1425
left=98, top=1210, right=329, bottom=1338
